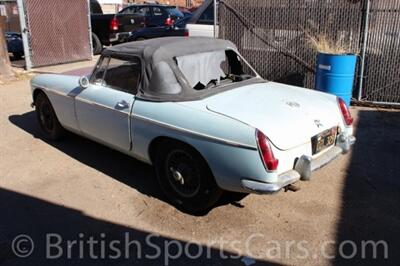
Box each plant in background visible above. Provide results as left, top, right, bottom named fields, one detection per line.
left=303, top=20, right=359, bottom=55
left=306, top=33, right=349, bottom=54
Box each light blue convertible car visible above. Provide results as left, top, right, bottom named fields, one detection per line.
left=31, top=37, right=355, bottom=213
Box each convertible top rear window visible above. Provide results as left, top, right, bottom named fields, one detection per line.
left=176, top=50, right=257, bottom=91
left=176, top=51, right=225, bottom=88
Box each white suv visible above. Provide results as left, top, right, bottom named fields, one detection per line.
left=186, top=0, right=218, bottom=37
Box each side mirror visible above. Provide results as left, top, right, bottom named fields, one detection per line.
left=79, top=76, right=89, bottom=89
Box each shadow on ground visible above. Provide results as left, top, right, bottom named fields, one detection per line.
left=0, top=188, right=280, bottom=265
left=7, top=108, right=400, bottom=264
left=334, top=110, right=400, bottom=264
left=8, top=112, right=247, bottom=216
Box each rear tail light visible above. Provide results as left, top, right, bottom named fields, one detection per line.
left=337, top=97, right=353, bottom=126
left=183, top=30, right=189, bottom=37
left=256, top=129, right=279, bottom=171
left=110, top=17, right=119, bottom=31
left=165, top=17, right=175, bottom=26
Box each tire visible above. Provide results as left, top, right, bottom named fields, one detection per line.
left=155, top=141, right=222, bottom=214
left=92, top=33, right=102, bottom=55
left=35, top=92, right=65, bottom=140
left=135, top=37, right=146, bottom=41
left=13, top=52, right=23, bottom=60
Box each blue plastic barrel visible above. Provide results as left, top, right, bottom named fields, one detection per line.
left=315, top=53, right=357, bottom=107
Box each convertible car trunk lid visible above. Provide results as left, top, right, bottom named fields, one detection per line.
left=204, top=82, right=341, bottom=150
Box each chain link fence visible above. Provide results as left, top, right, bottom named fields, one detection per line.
left=219, top=0, right=400, bottom=105
left=19, top=0, right=92, bottom=68
left=361, top=0, right=400, bottom=104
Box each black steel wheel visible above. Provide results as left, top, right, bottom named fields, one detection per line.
left=35, top=92, right=65, bottom=140
left=155, top=141, right=222, bottom=214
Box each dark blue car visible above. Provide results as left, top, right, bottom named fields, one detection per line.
left=126, top=15, right=191, bottom=42
left=5, top=32, right=24, bottom=59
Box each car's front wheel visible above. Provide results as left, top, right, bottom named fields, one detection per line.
left=155, top=141, right=222, bottom=214
left=35, top=92, right=65, bottom=140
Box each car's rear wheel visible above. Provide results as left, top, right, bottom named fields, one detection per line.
left=92, top=33, right=102, bottom=55
left=13, top=52, right=23, bottom=60
left=155, top=141, right=222, bottom=214
left=35, top=92, right=65, bottom=140
left=136, top=37, right=146, bottom=41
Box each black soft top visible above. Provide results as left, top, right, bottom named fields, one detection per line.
left=102, top=37, right=262, bottom=101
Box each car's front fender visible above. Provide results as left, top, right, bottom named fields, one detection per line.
left=31, top=74, right=82, bottom=131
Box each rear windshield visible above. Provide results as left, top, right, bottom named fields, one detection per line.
left=165, top=7, right=184, bottom=17
left=175, top=50, right=258, bottom=91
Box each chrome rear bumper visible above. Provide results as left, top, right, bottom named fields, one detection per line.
left=110, top=32, right=131, bottom=43
left=241, top=133, right=356, bottom=194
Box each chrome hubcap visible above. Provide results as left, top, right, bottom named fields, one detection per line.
left=170, top=167, right=184, bottom=185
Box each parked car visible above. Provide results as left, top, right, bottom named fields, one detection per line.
left=186, top=0, right=216, bottom=37
left=110, top=4, right=184, bottom=44
left=90, top=0, right=115, bottom=54
left=126, top=15, right=191, bottom=41
left=30, top=37, right=355, bottom=213
left=181, top=10, right=193, bottom=18
left=5, top=32, right=24, bottom=59
left=177, top=7, right=193, bottom=18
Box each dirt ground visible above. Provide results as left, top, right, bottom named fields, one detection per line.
left=0, top=60, right=399, bottom=265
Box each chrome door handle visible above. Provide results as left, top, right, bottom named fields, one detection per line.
left=115, top=100, right=129, bottom=109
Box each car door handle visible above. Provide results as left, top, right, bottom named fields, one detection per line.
left=115, top=100, right=129, bottom=109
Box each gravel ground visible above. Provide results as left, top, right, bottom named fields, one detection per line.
left=0, top=62, right=399, bottom=265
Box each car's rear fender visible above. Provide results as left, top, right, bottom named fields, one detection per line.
left=129, top=99, right=277, bottom=192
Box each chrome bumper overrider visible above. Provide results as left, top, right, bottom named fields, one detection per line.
left=241, top=133, right=356, bottom=194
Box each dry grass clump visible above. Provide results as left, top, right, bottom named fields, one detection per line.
left=306, top=33, right=349, bottom=54
left=303, top=19, right=358, bottom=55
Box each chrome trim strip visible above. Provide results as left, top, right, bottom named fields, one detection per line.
left=77, top=97, right=130, bottom=115
left=32, top=84, right=66, bottom=98
left=49, top=89, right=68, bottom=97
left=32, top=85, right=255, bottom=149
left=32, top=84, right=130, bottom=115
left=132, top=114, right=257, bottom=150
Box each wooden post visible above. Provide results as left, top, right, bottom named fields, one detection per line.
left=0, top=15, right=14, bottom=81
